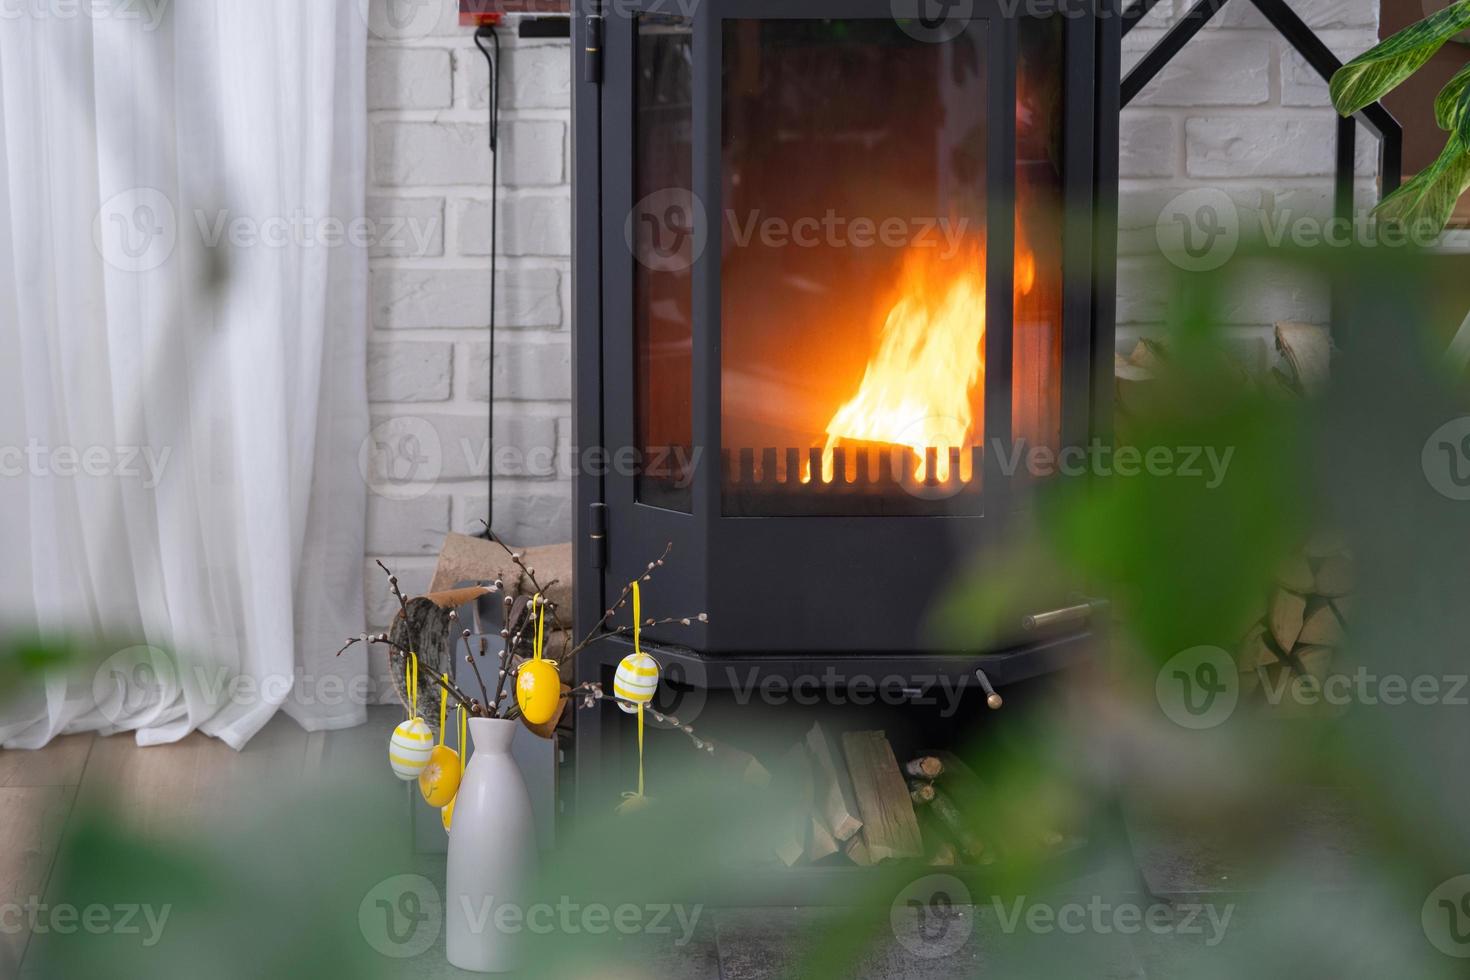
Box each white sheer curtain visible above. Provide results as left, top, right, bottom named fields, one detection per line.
left=0, top=2, right=370, bottom=749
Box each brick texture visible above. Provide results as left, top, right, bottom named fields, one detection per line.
left=366, top=4, right=574, bottom=646
left=1119, top=0, right=1383, bottom=349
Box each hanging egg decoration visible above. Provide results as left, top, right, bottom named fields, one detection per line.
left=516, top=659, right=562, bottom=726
left=389, top=717, right=434, bottom=780
left=614, top=652, right=659, bottom=714
left=441, top=796, right=455, bottom=833
left=418, top=744, right=461, bottom=807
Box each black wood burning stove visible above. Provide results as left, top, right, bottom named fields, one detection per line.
left=567, top=3, right=1123, bottom=849
left=572, top=2, right=1119, bottom=657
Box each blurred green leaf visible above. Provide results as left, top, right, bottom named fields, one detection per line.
left=1331, top=1, right=1470, bottom=116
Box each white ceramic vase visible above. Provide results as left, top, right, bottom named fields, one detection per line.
left=446, top=717, right=535, bottom=973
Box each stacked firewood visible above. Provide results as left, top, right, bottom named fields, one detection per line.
left=735, top=725, right=1065, bottom=867
left=1238, top=535, right=1354, bottom=707
left=1115, top=321, right=1332, bottom=423
left=1115, top=322, right=1355, bottom=703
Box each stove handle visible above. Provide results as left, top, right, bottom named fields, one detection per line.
left=1021, top=598, right=1108, bottom=632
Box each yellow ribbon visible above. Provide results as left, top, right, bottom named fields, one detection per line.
left=458, top=703, right=467, bottom=777
left=438, top=673, right=448, bottom=746
left=632, top=581, right=642, bottom=656
left=406, top=651, right=419, bottom=719
left=632, top=580, right=644, bottom=798
left=533, top=593, right=545, bottom=661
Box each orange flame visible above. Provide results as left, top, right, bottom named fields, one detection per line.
left=808, top=224, right=1034, bottom=483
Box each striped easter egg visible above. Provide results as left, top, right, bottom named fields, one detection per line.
left=389, top=717, right=434, bottom=780
left=613, top=652, right=659, bottom=714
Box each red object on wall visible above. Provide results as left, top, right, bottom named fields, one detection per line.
left=460, top=0, right=567, bottom=23
left=459, top=2, right=501, bottom=26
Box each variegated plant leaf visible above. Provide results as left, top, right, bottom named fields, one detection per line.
left=1434, top=60, right=1470, bottom=145
left=1331, top=0, right=1470, bottom=116
left=1372, top=134, right=1470, bottom=232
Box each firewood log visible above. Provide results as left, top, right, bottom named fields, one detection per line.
left=1274, top=322, right=1332, bottom=396
left=772, top=743, right=813, bottom=866
left=1314, top=555, right=1355, bottom=597
left=806, top=722, right=861, bottom=841
left=1237, top=623, right=1282, bottom=695
left=712, top=743, right=772, bottom=789
left=843, top=833, right=874, bottom=867
left=909, top=780, right=936, bottom=805
left=1268, top=589, right=1307, bottom=652
left=1276, top=554, right=1315, bottom=593
left=1299, top=600, right=1345, bottom=647
left=928, top=788, right=985, bottom=861
left=842, top=732, right=923, bottom=861
left=928, top=839, right=958, bottom=867
left=1294, top=645, right=1333, bottom=680
left=904, top=756, right=943, bottom=779
left=1129, top=338, right=1168, bottom=372
left=808, top=815, right=838, bottom=863
left=932, top=751, right=986, bottom=814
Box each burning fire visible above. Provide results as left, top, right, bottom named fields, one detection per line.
left=807, top=225, right=1034, bottom=483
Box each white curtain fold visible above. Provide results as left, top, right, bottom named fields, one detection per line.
left=0, top=1, right=370, bottom=749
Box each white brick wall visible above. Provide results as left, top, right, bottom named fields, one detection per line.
left=365, top=4, right=571, bottom=644
left=1119, top=0, right=1382, bottom=368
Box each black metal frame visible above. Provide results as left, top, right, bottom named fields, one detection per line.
left=583, top=0, right=1111, bottom=660
left=1120, top=0, right=1403, bottom=221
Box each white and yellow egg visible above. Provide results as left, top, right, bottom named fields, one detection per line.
left=613, top=652, right=659, bottom=714
left=388, top=717, right=434, bottom=780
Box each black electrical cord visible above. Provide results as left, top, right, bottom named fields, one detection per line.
left=473, top=24, right=501, bottom=539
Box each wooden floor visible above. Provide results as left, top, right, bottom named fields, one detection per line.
left=0, top=709, right=1376, bottom=979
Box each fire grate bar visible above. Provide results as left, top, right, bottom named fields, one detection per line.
left=720, top=445, right=985, bottom=493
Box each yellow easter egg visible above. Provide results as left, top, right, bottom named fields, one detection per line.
left=614, top=652, right=659, bottom=714
left=389, top=717, right=433, bottom=780
left=418, top=744, right=461, bottom=807
left=516, top=659, right=561, bottom=726
left=441, top=796, right=455, bottom=833
left=615, top=793, right=653, bottom=816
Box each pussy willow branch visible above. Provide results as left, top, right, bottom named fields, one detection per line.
left=478, top=521, right=572, bottom=637
left=459, top=628, right=492, bottom=706
left=335, top=633, right=485, bottom=717
left=474, top=527, right=703, bottom=664
left=375, top=559, right=410, bottom=619
left=334, top=634, right=411, bottom=714
left=563, top=543, right=682, bottom=660
left=359, top=543, right=706, bottom=722
left=563, top=682, right=715, bottom=753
